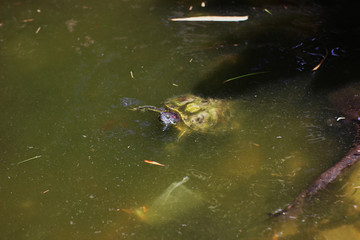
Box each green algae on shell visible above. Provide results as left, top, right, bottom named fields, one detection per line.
left=164, top=94, right=236, bottom=133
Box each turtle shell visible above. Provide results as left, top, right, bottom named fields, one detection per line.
left=164, top=95, right=234, bottom=132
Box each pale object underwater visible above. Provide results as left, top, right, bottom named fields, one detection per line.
left=132, top=176, right=203, bottom=225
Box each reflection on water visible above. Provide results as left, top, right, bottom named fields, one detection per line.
left=1, top=0, right=360, bottom=239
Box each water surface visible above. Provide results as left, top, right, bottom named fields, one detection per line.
left=1, top=0, right=360, bottom=239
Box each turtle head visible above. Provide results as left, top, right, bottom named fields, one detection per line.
left=159, top=111, right=180, bottom=131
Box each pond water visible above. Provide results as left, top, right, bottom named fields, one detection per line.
left=1, top=0, right=360, bottom=239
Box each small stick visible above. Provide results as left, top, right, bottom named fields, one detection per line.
left=17, top=155, right=42, bottom=165
left=144, top=160, right=165, bottom=167
left=312, top=48, right=328, bottom=71
left=23, top=19, right=34, bottom=22
left=35, top=26, right=41, bottom=34
left=169, top=16, right=248, bottom=22
left=223, top=71, right=269, bottom=84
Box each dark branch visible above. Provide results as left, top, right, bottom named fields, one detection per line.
left=270, top=125, right=360, bottom=217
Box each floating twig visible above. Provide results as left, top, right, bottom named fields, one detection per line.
left=144, top=160, right=165, bottom=166
left=170, top=16, right=248, bottom=22
left=17, top=155, right=42, bottom=165
left=223, top=71, right=269, bottom=84
left=264, top=9, right=272, bottom=15
left=23, top=18, right=34, bottom=22
left=312, top=48, right=328, bottom=71
left=35, top=26, right=41, bottom=34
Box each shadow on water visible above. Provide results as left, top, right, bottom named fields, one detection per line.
left=159, top=0, right=360, bottom=98
left=151, top=0, right=360, bottom=239
left=156, top=0, right=321, bottom=98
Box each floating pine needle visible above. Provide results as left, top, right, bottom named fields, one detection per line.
left=170, top=16, right=248, bottom=22
left=312, top=48, right=328, bottom=71
left=223, top=71, right=269, bottom=84
left=23, top=18, right=34, bottom=22
left=17, top=155, right=42, bottom=165
left=35, top=26, right=41, bottom=34
left=264, top=9, right=272, bottom=15
left=144, top=160, right=165, bottom=166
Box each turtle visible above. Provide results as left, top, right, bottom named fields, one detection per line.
left=132, top=94, right=236, bottom=135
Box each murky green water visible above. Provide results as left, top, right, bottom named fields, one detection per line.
left=1, top=0, right=360, bottom=239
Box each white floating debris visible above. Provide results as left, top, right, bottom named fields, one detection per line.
left=336, top=116, right=346, bottom=121
left=169, top=16, right=249, bottom=22
left=35, top=26, right=41, bottom=34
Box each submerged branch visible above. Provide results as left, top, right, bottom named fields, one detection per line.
left=270, top=125, right=360, bottom=217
